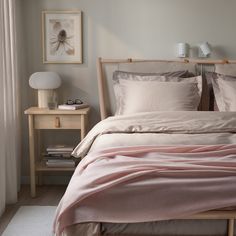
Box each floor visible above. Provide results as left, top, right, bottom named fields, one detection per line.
left=0, top=185, right=66, bottom=235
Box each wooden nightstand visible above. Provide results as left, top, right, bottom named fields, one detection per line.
left=24, top=107, right=90, bottom=197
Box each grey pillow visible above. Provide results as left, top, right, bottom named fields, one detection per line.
left=208, top=72, right=236, bottom=111
left=113, top=70, right=194, bottom=84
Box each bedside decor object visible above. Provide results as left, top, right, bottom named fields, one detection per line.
left=29, top=72, right=61, bottom=108
left=66, top=99, right=83, bottom=105
left=42, top=10, right=82, bottom=64
left=177, top=43, right=189, bottom=58
left=198, top=42, right=211, bottom=58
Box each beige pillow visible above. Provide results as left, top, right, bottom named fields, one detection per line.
left=212, top=73, right=236, bottom=111
left=113, top=71, right=196, bottom=115
left=117, top=76, right=202, bottom=115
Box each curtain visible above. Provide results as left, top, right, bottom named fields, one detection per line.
left=0, top=0, right=20, bottom=216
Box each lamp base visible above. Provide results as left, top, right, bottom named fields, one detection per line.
left=38, top=90, right=57, bottom=108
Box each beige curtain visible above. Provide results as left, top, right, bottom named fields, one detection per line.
left=0, top=0, right=20, bottom=216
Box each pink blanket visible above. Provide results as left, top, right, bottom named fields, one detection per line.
left=54, top=145, right=236, bottom=235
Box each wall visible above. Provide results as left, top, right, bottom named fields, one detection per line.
left=20, top=0, right=236, bottom=182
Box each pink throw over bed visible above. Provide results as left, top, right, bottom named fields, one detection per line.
left=54, top=144, right=236, bottom=235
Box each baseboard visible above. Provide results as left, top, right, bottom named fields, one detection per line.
left=21, top=175, right=71, bottom=185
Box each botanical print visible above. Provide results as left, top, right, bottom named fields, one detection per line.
left=49, top=19, right=75, bottom=56
left=43, top=11, right=82, bottom=64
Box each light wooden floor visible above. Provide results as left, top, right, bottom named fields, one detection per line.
left=0, top=185, right=66, bottom=235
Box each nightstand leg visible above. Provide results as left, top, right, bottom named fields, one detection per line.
left=81, top=115, right=85, bottom=139
left=29, top=115, right=36, bottom=197
left=37, top=130, right=43, bottom=186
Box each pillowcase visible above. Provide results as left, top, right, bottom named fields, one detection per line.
left=116, top=76, right=202, bottom=115
left=113, top=70, right=194, bottom=84
left=113, top=70, right=196, bottom=115
left=211, top=72, right=236, bottom=111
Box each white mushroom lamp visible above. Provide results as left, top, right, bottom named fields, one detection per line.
left=29, top=72, right=62, bottom=108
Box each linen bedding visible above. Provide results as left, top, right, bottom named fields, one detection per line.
left=54, top=111, right=236, bottom=236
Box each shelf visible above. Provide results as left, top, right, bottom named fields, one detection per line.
left=35, top=161, right=76, bottom=172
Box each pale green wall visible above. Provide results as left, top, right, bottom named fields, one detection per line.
left=20, top=0, right=236, bottom=182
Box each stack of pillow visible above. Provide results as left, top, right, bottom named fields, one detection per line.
left=112, top=63, right=236, bottom=115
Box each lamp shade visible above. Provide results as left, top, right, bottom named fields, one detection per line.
left=199, top=42, right=211, bottom=57
left=177, top=43, right=189, bottom=58
left=29, top=72, right=61, bottom=90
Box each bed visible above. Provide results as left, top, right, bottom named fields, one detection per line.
left=54, top=58, right=236, bottom=236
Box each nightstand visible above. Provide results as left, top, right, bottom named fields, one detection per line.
left=24, top=107, right=90, bottom=197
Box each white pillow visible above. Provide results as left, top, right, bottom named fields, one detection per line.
left=212, top=73, right=236, bottom=111
left=117, top=76, right=202, bottom=115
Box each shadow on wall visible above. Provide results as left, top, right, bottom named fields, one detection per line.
left=212, top=46, right=229, bottom=59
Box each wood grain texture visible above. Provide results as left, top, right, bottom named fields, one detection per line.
left=28, top=115, right=36, bottom=197
left=24, top=107, right=90, bottom=115
left=228, top=219, right=235, bottom=236
left=100, top=58, right=236, bottom=64
left=97, top=57, right=107, bottom=120
left=34, top=114, right=82, bottom=129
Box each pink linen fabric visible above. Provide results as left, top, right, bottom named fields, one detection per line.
left=54, top=144, right=236, bottom=235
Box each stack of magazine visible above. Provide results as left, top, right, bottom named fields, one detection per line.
left=44, top=145, right=76, bottom=168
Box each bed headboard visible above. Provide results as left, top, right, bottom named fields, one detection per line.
left=97, top=58, right=236, bottom=120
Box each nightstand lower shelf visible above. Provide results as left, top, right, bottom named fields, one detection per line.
left=36, top=161, right=76, bottom=172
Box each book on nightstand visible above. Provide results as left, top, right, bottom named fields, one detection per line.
left=58, top=103, right=89, bottom=110
left=46, top=145, right=74, bottom=153
left=44, top=145, right=77, bottom=168
left=46, top=159, right=75, bottom=168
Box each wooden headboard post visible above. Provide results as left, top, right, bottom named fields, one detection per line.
left=96, top=58, right=236, bottom=120
left=97, top=58, right=141, bottom=120
left=97, top=57, right=107, bottom=120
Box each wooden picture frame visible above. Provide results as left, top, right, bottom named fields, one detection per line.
left=42, top=10, right=82, bottom=64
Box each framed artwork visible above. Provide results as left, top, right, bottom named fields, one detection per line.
left=42, top=10, right=82, bottom=64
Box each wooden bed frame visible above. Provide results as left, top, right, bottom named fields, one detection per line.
left=96, top=57, right=236, bottom=236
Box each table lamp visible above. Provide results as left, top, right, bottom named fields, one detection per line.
left=29, top=72, right=61, bottom=108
